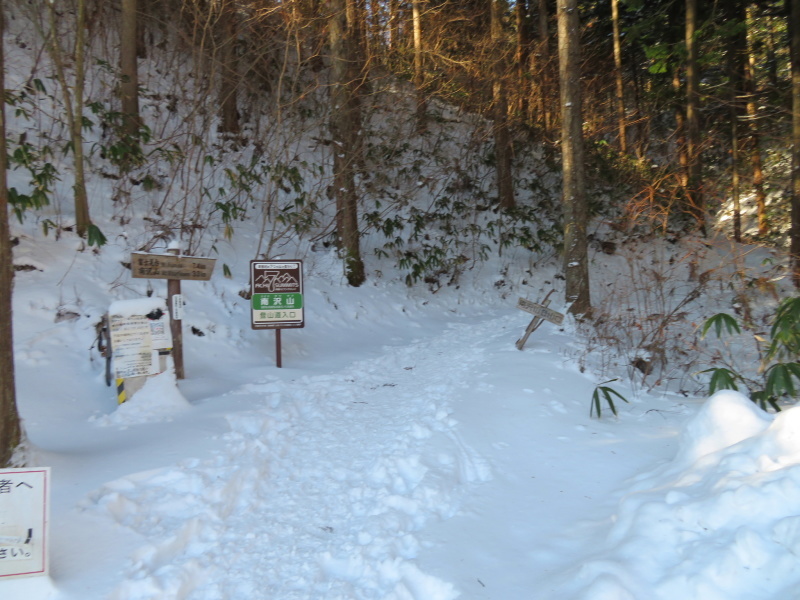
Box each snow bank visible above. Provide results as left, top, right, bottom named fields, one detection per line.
left=556, top=390, right=800, bottom=600
left=90, top=370, right=191, bottom=428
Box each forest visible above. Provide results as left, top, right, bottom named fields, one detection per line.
left=2, top=0, right=800, bottom=467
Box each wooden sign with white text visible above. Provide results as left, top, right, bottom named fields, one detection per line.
left=130, top=252, right=216, bottom=281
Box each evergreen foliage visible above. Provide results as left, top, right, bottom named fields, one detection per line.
left=702, top=298, right=800, bottom=411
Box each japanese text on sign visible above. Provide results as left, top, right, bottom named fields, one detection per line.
left=250, top=261, right=305, bottom=329
left=109, top=309, right=172, bottom=379
left=131, top=252, right=216, bottom=281
left=516, top=297, right=565, bottom=325
left=0, top=468, right=49, bottom=579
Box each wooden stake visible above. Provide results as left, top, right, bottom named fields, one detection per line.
left=275, top=328, right=282, bottom=368
left=167, top=248, right=185, bottom=379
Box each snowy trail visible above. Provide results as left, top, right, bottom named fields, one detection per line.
left=25, top=278, right=800, bottom=600
left=84, top=320, right=495, bottom=600
left=13, top=276, right=691, bottom=600
left=9, top=234, right=800, bottom=600
left=408, top=315, right=686, bottom=599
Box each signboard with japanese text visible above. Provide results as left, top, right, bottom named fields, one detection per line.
left=109, top=303, right=172, bottom=379
left=250, top=260, right=304, bottom=329
left=130, top=252, right=216, bottom=281
left=516, top=297, right=565, bottom=326
left=0, top=468, right=50, bottom=579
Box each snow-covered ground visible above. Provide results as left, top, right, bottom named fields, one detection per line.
left=3, top=7, right=800, bottom=596
left=5, top=228, right=800, bottom=600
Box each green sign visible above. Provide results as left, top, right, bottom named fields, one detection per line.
left=252, top=293, right=303, bottom=310
left=250, top=260, right=304, bottom=329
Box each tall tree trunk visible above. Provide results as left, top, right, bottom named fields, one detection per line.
left=347, top=0, right=368, bottom=165
left=767, top=15, right=780, bottom=89
left=611, top=0, right=626, bottom=154
left=388, top=0, right=400, bottom=52
left=120, top=0, right=142, bottom=137
left=367, top=0, right=382, bottom=62
left=349, top=0, right=368, bottom=67
left=791, top=0, right=800, bottom=286
left=535, top=0, right=552, bottom=136
left=72, top=0, right=91, bottom=238
left=305, top=0, right=326, bottom=72
left=673, top=65, right=689, bottom=199
left=731, top=107, right=742, bottom=242
left=745, top=5, right=767, bottom=237
left=557, top=0, right=590, bottom=316
left=728, top=48, right=742, bottom=243
left=136, top=0, right=149, bottom=58
left=217, top=0, right=240, bottom=136
left=0, top=4, right=23, bottom=468
left=515, top=0, right=530, bottom=116
left=492, top=0, right=515, bottom=209
left=412, top=0, right=426, bottom=130
left=685, top=0, right=704, bottom=231
left=47, top=0, right=92, bottom=238
left=630, top=48, right=647, bottom=159
left=727, top=0, right=747, bottom=243
left=329, top=0, right=366, bottom=287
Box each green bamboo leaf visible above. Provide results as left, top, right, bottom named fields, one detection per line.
left=590, top=380, right=629, bottom=419
left=787, top=362, right=800, bottom=380
left=765, top=364, right=797, bottom=399
left=87, top=224, right=107, bottom=248
left=702, top=367, right=738, bottom=395
left=769, top=298, right=800, bottom=360
left=592, top=392, right=602, bottom=418
left=701, top=313, right=741, bottom=339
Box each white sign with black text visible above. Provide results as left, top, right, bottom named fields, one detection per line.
left=0, top=468, right=50, bottom=579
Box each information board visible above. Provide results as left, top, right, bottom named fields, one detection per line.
left=0, top=468, right=50, bottom=579
left=250, top=260, right=304, bottom=329
left=109, top=303, right=173, bottom=379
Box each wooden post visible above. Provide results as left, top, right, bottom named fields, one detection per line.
left=515, top=290, right=562, bottom=350
left=275, top=329, right=282, bottom=368
left=167, top=248, right=185, bottom=379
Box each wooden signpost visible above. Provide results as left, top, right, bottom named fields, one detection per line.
left=515, top=291, right=564, bottom=350
left=130, top=252, right=216, bottom=281
left=130, top=250, right=216, bottom=379
left=250, top=260, right=304, bottom=368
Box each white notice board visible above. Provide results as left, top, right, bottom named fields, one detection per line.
left=109, top=300, right=172, bottom=379
left=0, top=468, right=50, bottom=579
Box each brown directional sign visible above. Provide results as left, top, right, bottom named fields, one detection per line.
left=130, top=252, right=216, bottom=281
left=517, top=297, right=565, bottom=325
left=250, top=260, right=304, bottom=330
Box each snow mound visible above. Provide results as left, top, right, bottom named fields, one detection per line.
left=555, top=391, right=800, bottom=600
left=673, top=389, right=774, bottom=468
left=90, top=370, right=191, bottom=428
